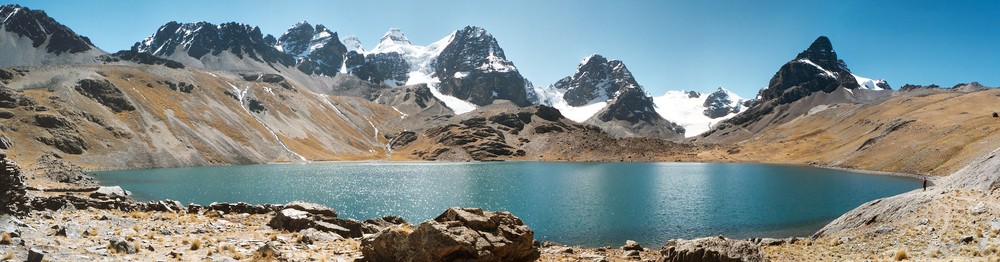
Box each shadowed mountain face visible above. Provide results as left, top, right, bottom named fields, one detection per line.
left=433, top=26, right=530, bottom=107
left=0, top=4, right=96, bottom=55
left=554, top=54, right=640, bottom=107
left=272, top=22, right=348, bottom=77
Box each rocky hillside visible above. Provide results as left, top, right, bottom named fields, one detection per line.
left=0, top=64, right=409, bottom=170
left=693, top=86, right=1000, bottom=176
left=390, top=102, right=699, bottom=162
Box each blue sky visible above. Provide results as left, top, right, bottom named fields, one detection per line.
left=7, top=0, right=999, bottom=97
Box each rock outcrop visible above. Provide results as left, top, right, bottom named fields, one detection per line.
left=268, top=201, right=377, bottom=238
left=660, top=236, right=764, bottom=262
left=98, top=50, right=185, bottom=69
left=0, top=153, right=27, bottom=216
left=74, top=79, right=135, bottom=113
left=361, top=207, right=540, bottom=262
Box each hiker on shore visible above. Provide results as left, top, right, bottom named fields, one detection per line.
left=923, top=175, right=927, bottom=191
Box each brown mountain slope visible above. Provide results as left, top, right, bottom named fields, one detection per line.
left=700, top=88, right=1000, bottom=176
left=0, top=64, right=404, bottom=172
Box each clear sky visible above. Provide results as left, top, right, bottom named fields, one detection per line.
left=7, top=0, right=999, bottom=98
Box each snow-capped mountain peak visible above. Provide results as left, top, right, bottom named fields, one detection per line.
left=275, top=21, right=334, bottom=58
left=372, top=28, right=412, bottom=52
left=341, top=36, right=365, bottom=53
left=550, top=53, right=640, bottom=107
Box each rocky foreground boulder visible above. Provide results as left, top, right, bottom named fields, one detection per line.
left=360, top=207, right=540, bottom=262
left=659, top=236, right=764, bottom=262
left=268, top=201, right=403, bottom=239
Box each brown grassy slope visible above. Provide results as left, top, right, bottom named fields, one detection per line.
left=707, top=89, right=1000, bottom=176
left=0, top=65, right=401, bottom=172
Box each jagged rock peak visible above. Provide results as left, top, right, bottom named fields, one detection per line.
left=342, top=35, right=364, bottom=53
left=703, top=87, right=743, bottom=119
left=794, top=36, right=849, bottom=73
left=275, top=21, right=337, bottom=58
left=555, top=54, right=640, bottom=106
left=132, top=21, right=296, bottom=70
left=433, top=25, right=529, bottom=106
left=0, top=4, right=96, bottom=54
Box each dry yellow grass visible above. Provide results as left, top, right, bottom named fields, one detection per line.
left=0, top=232, right=11, bottom=245
left=1, top=252, right=12, bottom=261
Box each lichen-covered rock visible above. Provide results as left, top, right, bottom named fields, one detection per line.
left=659, top=236, right=764, bottom=262
left=109, top=237, right=137, bottom=254
left=361, top=207, right=540, bottom=262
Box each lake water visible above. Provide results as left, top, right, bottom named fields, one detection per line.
left=91, top=162, right=919, bottom=247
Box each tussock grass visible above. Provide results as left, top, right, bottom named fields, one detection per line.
left=191, top=239, right=202, bottom=250
left=2, top=252, right=13, bottom=261
left=0, top=231, right=11, bottom=245
left=984, top=244, right=998, bottom=255
left=894, top=249, right=908, bottom=261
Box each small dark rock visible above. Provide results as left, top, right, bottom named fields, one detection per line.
left=28, top=248, right=45, bottom=262
left=960, top=235, right=975, bottom=244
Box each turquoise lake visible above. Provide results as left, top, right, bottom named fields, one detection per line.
left=91, top=162, right=919, bottom=247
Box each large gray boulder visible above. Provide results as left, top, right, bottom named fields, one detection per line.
left=659, top=236, right=764, bottom=262
left=361, top=207, right=540, bottom=262
left=268, top=201, right=377, bottom=238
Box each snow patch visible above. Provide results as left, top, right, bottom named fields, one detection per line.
left=852, top=74, right=887, bottom=90
left=224, top=81, right=307, bottom=162
left=797, top=59, right=836, bottom=78
left=391, top=106, right=408, bottom=119
left=652, top=90, right=745, bottom=138
left=405, top=71, right=476, bottom=114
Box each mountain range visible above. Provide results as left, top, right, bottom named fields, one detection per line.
left=6, top=3, right=995, bottom=171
